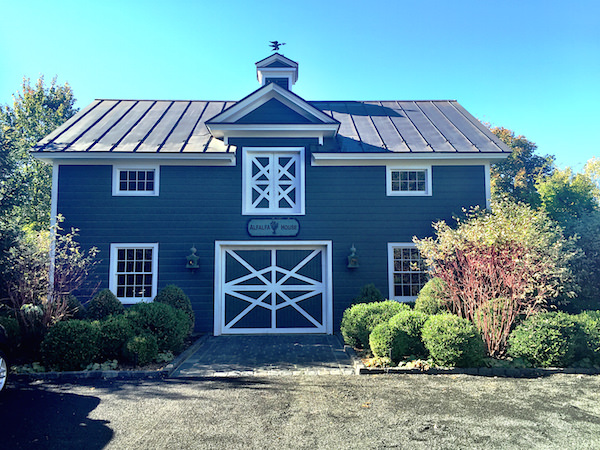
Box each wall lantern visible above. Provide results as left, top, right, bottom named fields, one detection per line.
left=186, top=245, right=200, bottom=270
left=347, top=244, right=359, bottom=269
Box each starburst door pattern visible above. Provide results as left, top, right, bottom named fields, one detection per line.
left=216, top=243, right=331, bottom=334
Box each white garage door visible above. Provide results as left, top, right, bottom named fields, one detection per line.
left=214, top=241, right=332, bottom=335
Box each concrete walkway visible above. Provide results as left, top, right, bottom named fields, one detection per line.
left=170, top=334, right=357, bottom=377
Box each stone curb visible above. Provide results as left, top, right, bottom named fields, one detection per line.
left=356, top=366, right=600, bottom=377
left=10, top=335, right=210, bottom=384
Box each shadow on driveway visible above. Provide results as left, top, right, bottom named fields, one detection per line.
left=0, top=383, right=113, bottom=449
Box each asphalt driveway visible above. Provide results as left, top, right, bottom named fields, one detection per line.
left=2, top=374, right=600, bottom=449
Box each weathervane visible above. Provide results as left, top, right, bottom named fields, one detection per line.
left=269, top=41, right=285, bottom=52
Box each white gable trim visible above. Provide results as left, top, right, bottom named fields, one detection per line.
left=311, top=152, right=509, bottom=166
left=206, top=83, right=339, bottom=144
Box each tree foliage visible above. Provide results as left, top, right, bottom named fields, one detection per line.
left=0, top=76, right=77, bottom=230
left=536, top=167, right=599, bottom=227
left=489, top=127, right=554, bottom=206
left=415, top=199, right=578, bottom=356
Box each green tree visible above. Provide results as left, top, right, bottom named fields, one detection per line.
left=0, top=76, right=77, bottom=230
left=536, top=167, right=598, bottom=227
left=489, top=127, right=554, bottom=206
left=584, top=157, right=600, bottom=199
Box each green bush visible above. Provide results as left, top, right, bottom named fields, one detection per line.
left=0, top=316, right=21, bottom=351
left=573, top=312, right=600, bottom=363
left=87, top=289, right=124, bottom=320
left=353, top=283, right=385, bottom=304
left=508, top=312, right=586, bottom=367
left=98, top=315, right=135, bottom=361
left=66, top=294, right=87, bottom=320
left=388, top=310, right=429, bottom=357
left=123, top=334, right=158, bottom=366
left=422, top=314, right=485, bottom=367
left=41, top=320, right=101, bottom=371
left=369, top=322, right=406, bottom=361
left=341, top=300, right=409, bottom=349
left=414, top=278, right=448, bottom=315
left=125, top=302, right=188, bottom=353
left=154, top=284, right=195, bottom=335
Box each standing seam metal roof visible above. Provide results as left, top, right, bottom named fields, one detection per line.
left=33, top=98, right=510, bottom=155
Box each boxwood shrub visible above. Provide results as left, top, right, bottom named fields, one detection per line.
left=341, top=300, right=409, bottom=349
left=97, top=315, right=135, bottom=361
left=125, top=302, right=189, bottom=353
left=154, top=284, right=195, bottom=335
left=422, top=314, right=485, bottom=367
left=414, top=278, right=448, bottom=315
left=41, top=320, right=101, bottom=371
left=576, top=311, right=600, bottom=362
left=87, top=289, right=124, bottom=320
left=508, top=312, right=586, bottom=368
left=508, top=312, right=586, bottom=367
left=123, top=333, right=158, bottom=366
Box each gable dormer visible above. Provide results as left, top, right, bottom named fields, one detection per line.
left=256, top=53, right=299, bottom=90
left=205, top=82, right=339, bottom=145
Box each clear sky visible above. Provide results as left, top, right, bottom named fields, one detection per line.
left=1, top=0, right=598, bottom=170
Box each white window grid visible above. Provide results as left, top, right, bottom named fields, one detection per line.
left=386, top=166, right=432, bottom=196
left=388, top=243, right=428, bottom=301
left=112, top=166, right=159, bottom=196
left=109, top=243, right=158, bottom=304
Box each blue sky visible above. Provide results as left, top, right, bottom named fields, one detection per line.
left=1, top=0, right=598, bottom=170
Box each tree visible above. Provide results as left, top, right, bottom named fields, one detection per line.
left=584, top=157, right=600, bottom=198
left=415, top=199, right=578, bottom=356
left=0, top=76, right=77, bottom=230
left=489, top=127, right=554, bottom=207
left=536, top=167, right=598, bottom=228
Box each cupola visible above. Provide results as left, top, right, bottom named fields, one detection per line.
left=255, top=53, right=299, bottom=91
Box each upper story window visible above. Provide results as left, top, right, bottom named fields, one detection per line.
left=112, top=166, right=159, bottom=196
left=386, top=166, right=432, bottom=196
left=243, top=147, right=305, bottom=215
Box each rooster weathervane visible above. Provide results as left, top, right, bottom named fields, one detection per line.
left=269, top=41, right=285, bottom=52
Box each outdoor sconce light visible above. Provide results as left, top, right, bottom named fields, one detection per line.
left=347, top=244, right=359, bottom=269
left=186, top=245, right=200, bottom=270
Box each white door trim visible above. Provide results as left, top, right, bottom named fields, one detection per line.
left=214, top=240, right=333, bottom=335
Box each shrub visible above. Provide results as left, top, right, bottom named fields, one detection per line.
left=369, top=322, right=406, bottom=361
left=353, top=283, right=385, bottom=304
left=154, top=284, right=194, bottom=335
left=66, top=294, right=86, bottom=320
left=508, top=312, right=586, bottom=367
left=97, top=315, right=135, bottom=361
left=422, top=314, right=485, bottom=367
left=415, top=199, right=578, bottom=357
left=0, top=316, right=21, bottom=351
left=123, top=334, right=158, bottom=366
left=125, top=302, right=188, bottom=353
left=573, top=311, right=600, bottom=362
left=341, top=300, right=409, bottom=349
left=414, top=278, right=448, bottom=315
left=388, top=310, right=429, bottom=357
left=87, top=289, right=124, bottom=320
left=41, top=320, right=101, bottom=371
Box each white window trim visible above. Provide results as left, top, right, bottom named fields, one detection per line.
left=242, top=147, right=305, bottom=215
left=112, top=165, right=160, bottom=196
left=386, top=165, right=432, bottom=196
left=109, top=243, right=159, bottom=304
left=387, top=242, right=428, bottom=302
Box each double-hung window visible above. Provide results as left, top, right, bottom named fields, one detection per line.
left=386, top=166, right=432, bottom=196
left=109, top=243, right=158, bottom=304
left=388, top=243, right=428, bottom=301
left=112, top=166, right=159, bottom=196
left=243, top=147, right=305, bottom=215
